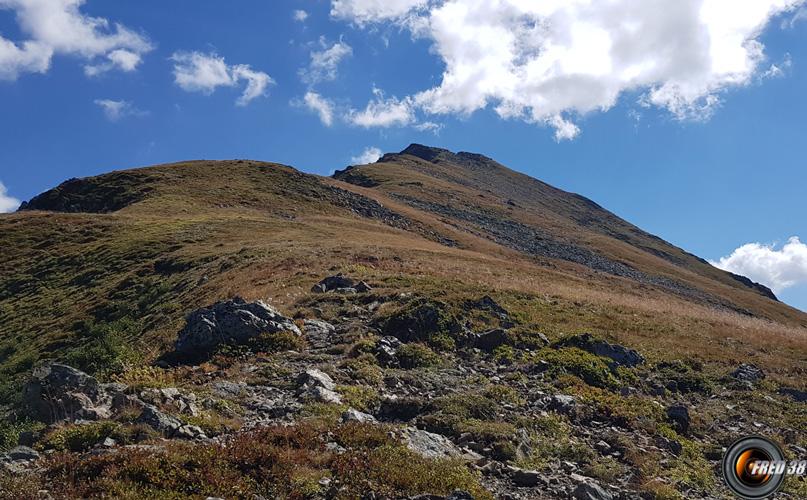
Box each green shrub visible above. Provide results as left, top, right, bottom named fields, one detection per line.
left=39, top=421, right=120, bottom=452
left=338, top=385, right=380, bottom=412
left=654, top=360, right=714, bottom=394
left=492, top=345, right=516, bottom=364
left=534, top=347, right=621, bottom=389
left=248, top=330, right=306, bottom=353
left=0, top=419, right=45, bottom=452
left=349, top=338, right=378, bottom=357
left=64, top=318, right=142, bottom=378
left=341, top=355, right=384, bottom=385
left=430, top=393, right=498, bottom=421
left=397, top=343, right=441, bottom=369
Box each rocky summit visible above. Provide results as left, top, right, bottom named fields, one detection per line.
left=0, top=146, right=805, bottom=499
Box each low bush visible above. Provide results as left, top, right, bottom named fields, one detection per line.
left=397, top=343, right=442, bottom=369
left=2, top=421, right=493, bottom=499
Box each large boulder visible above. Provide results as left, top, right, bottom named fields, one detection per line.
left=573, top=481, right=613, bottom=500
left=137, top=404, right=207, bottom=439
left=557, top=333, right=644, bottom=367
left=23, top=363, right=113, bottom=423
left=401, top=427, right=478, bottom=461
left=473, top=329, right=511, bottom=352
left=382, top=298, right=462, bottom=343
left=666, top=405, right=690, bottom=435
left=297, top=369, right=342, bottom=404
left=175, top=297, right=301, bottom=356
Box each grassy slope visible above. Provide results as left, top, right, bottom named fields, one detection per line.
left=1, top=156, right=806, bottom=410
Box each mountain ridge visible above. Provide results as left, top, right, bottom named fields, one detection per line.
left=2, top=146, right=805, bottom=499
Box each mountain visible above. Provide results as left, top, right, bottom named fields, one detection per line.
left=0, top=146, right=804, bottom=499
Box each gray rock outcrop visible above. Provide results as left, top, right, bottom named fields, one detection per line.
left=23, top=363, right=113, bottom=423
left=175, top=297, right=300, bottom=356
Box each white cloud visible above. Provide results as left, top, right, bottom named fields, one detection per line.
left=332, top=0, right=806, bottom=139
left=331, top=0, right=430, bottom=25
left=0, top=0, right=152, bottom=80
left=293, top=9, right=309, bottom=22
left=84, top=48, right=142, bottom=76
left=351, top=146, right=383, bottom=164
left=301, top=38, right=352, bottom=85
left=711, top=237, right=807, bottom=293
left=760, top=53, right=792, bottom=79
left=0, top=181, right=20, bottom=213
left=348, top=87, right=415, bottom=127
left=414, top=121, right=443, bottom=133
left=94, top=99, right=146, bottom=121
left=170, top=51, right=274, bottom=106
left=783, top=6, right=807, bottom=27
left=302, top=91, right=335, bottom=126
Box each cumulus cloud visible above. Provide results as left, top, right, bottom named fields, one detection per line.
left=293, top=9, right=309, bottom=22
left=84, top=48, right=143, bottom=76
left=351, top=146, right=383, bottom=164
left=94, top=99, right=147, bottom=121
left=331, top=0, right=805, bottom=139
left=0, top=181, right=20, bottom=213
left=170, top=51, right=274, bottom=106
left=301, top=91, right=335, bottom=126
left=0, top=0, right=152, bottom=80
left=301, top=38, right=352, bottom=85
left=347, top=87, right=415, bottom=127
left=711, top=237, right=807, bottom=293
left=331, top=0, right=430, bottom=25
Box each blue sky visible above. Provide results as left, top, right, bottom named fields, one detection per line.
left=1, top=1, right=806, bottom=311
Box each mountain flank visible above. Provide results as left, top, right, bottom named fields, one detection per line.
left=0, top=147, right=805, bottom=498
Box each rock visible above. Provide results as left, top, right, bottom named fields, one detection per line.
left=546, top=394, right=577, bottom=415
left=211, top=380, right=248, bottom=398
left=666, top=405, right=690, bottom=435
left=175, top=297, right=300, bottom=356
left=341, top=408, right=377, bottom=423
left=510, top=468, right=544, bottom=487
left=176, top=424, right=207, bottom=440
left=297, top=369, right=336, bottom=391
left=655, top=436, right=682, bottom=456
left=401, top=427, right=473, bottom=460
left=731, top=364, right=765, bottom=385
left=303, top=319, right=335, bottom=337
left=473, top=329, right=511, bottom=352
left=446, top=492, right=475, bottom=500
left=311, top=275, right=355, bottom=293
left=304, top=386, right=343, bottom=404
left=375, top=336, right=403, bottom=367
left=138, top=404, right=183, bottom=436
left=557, top=333, right=645, bottom=367
left=572, top=481, right=613, bottom=500
left=378, top=396, right=425, bottom=422
left=23, top=363, right=112, bottom=423
left=382, top=298, right=462, bottom=343
left=7, top=446, right=39, bottom=462
left=465, top=296, right=511, bottom=323
left=779, top=387, right=807, bottom=403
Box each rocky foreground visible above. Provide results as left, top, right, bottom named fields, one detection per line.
left=1, top=275, right=805, bottom=499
